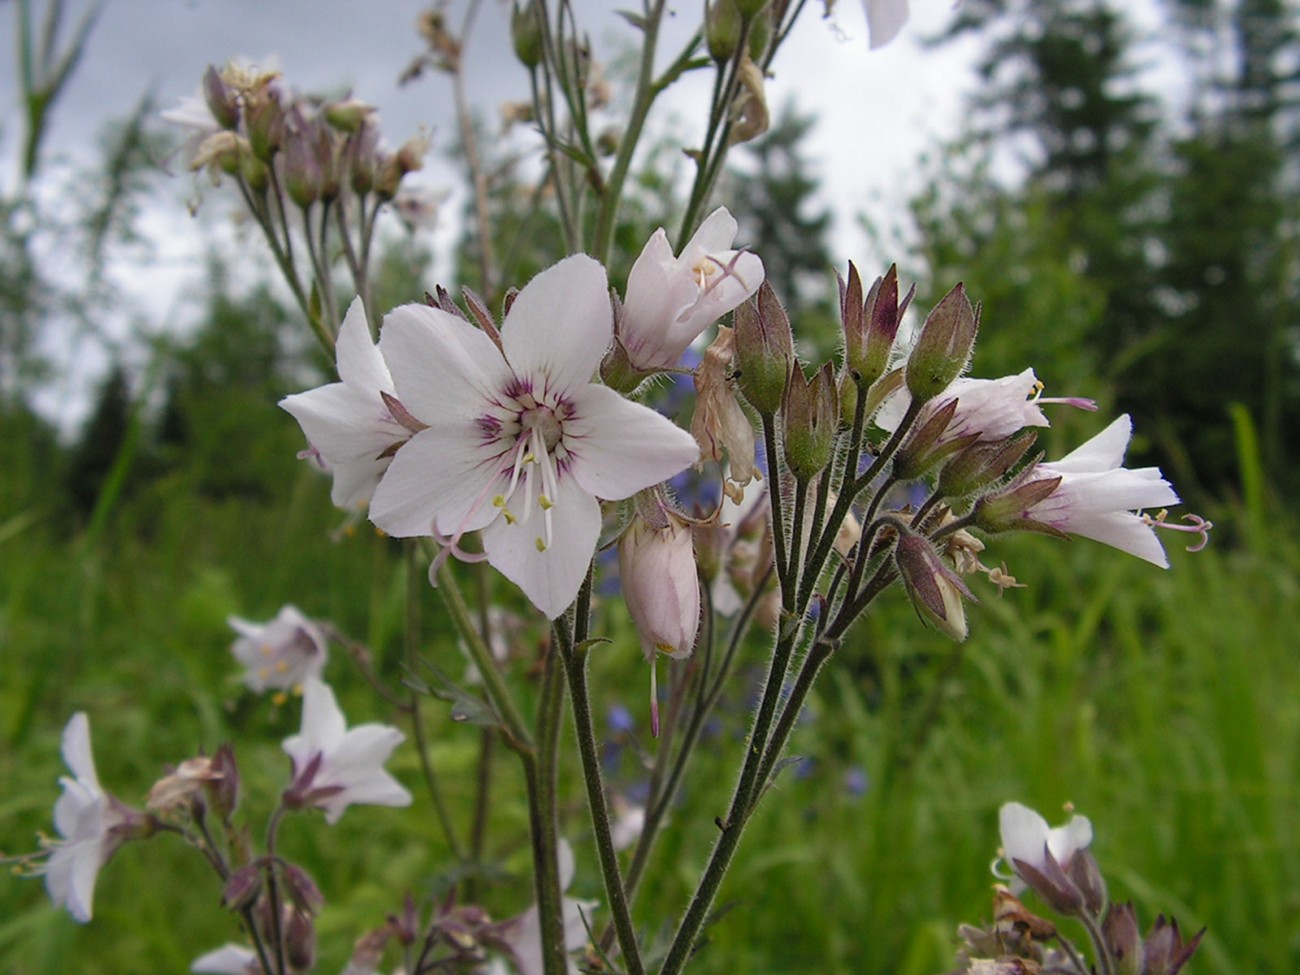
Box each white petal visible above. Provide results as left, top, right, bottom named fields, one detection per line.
left=502, top=255, right=612, bottom=396
left=864, top=0, right=909, bottom=48
left=682, top=207, right=740, bottom=257
left=335, top=297, right=391, bottom=392
left=482, top=476, right=601, bottom=619
left=999, top=801, right=1049, bottom=870
left=1047, top=815, right=1093, bottom=864
left=368, top=426, right=506, bottom=539
left=380, top=303, right=512, bottom=423
left=60, top=713, right=98, bottom=790
left=564, top=385, right=699, bottom=501
left=283, top=678, right=346, bottom=765
left=1060, top=510, right=1172, bottom=567
left=1048, top=414, right=1133, bottom=473
left=191, top=943, right=260, bottom=975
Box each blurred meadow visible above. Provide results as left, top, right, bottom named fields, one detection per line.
left=3, top=1, right=1300, bottom=974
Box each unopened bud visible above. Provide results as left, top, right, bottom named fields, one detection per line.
left=747, top=5, right=773, bottom=61
left=620, top=499, right=701, bottom=663
left=892, top=398, right=973, bottom=481
left=1066, top=848, right=1107, bottom=917
left=209, top=743, right=240, bottom=820
left=734, top=0, right=770, bottom=17
left=315, top=125, right=340, bottom=201
left=222, top=863, right=262, bottom=912
left=905, top=282, right=979, bottom=403
left=707, top=0, right=744, bottom=63
left=783, top=361, right=838, bottom=482
left=323, top=97, right=374, bottom=133
left=348, top=119, right=379, bottom=195
left=245, top=88, right=284, bottom=162
left=938, top=430, right=1037, bottom=500
left=846, top=263, right=909, bottom=388
left=283, top=129, right=320, bottom=207
left=1103, top=902, right=1145, bottom=975
left=511, top=1, right=544, bottom=69
left=282, top=863, right=325, bottom=913
left=1144, top=915, right=1204, bottom=975
left=894, top=527, right=974, bottom=641
left=203, top=65, right=240, bottom=129
left=240, top=152, right=270, bottom=193
left=973, top=469, right=1064, bottom=537
left=284, top=907, right=316, bottom=972
left=734, top=280, right=793, bottom=416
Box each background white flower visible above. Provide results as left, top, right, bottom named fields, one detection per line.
left=281, top=678, right=411, bottom=824
left=228, top=604, right=328, bottom=693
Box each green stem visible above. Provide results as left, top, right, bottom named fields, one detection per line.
left=405, top=540, right=466, bottom=862
left=434, top=557, right=534, bottom=753
left=556, top=618, right=645, bottom=975
left=529, top=645, right=568, bottom=975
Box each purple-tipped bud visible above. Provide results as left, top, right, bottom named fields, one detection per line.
left=707, top=0, right=744, bottom=64
left=938, top=430, right=1037, bottom=500
left=1067, top=848, right=1107, bottom=917
left=203, top=65, right=240, bottom=130
left=315, top=124, right=340, bottom=201
left=284, top=906, right=316, bottom=972
left=283, top=125, right=321, bottom=208
left=973, top=467, right=1065, bottom=537
left=905, top=283, right=979, bottom=403
left=783, top=361, right=839, bottom=482
left=1145, top=915, right=1205, bottom=975
left=348, top=119, right=379, bottom=196
left=282, top=863, right=325, bottom=913
left=1012, top=847, right=1085, bottom=914
left=511, top=0, right=544, bottom=69
left=892, top=398, right=976, bottom=481
left=734, top=281, right=794, bottom=416
left=209, top=743, right=240, bottom=821
left=844, top=263, right=908, bottom=388
left=1103, top=902, right=1145, bottom=975
left=222, top=863, right=262, bottom=912
left=894, top=527, right=975, bottom=641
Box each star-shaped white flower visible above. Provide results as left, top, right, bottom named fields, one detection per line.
left=281, top=678, right=411, bottom=824
left=281, top=297, right=421, bottom=510
left=619, top=207, right=764, bottom=372
left=42, top=713, right=129, bottom=922
left=369, top=254, right=700, bottom=619
left=228, top=604, right=328, bottom=694
left=1029, top=415, right=1180, bottom=567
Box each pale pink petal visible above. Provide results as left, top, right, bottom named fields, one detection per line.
left=482, top=475, right=602, bottom=620
left=1047, top=414, right=1133, bottom=473
left=564, top=385, right=699, bottom=501
left=368, top=426, right=506, bottom=539
left=864, top=0, right=909, bottom=48
left=334, top=297, right=390, bottom=391
left=502, top=255, right=612, bottom=396
left=380, top=303, right=513, bottom=424
left=60, top=713, right=98, bottom=791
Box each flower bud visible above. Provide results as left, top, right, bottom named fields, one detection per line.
left=203, top=65, right=240, bottom=129
left=209, top=743, right=240, bottom=821
left=1144, top=915, right=1204, bottom=975
left=323, top=97, right=374, bottom=133
left=783, top=361, right=838, bottom=482
left=223, top=863, right=262, bottom=912
left=315, top=124, right=341, bottom=201
left=891, top=398, right=975, bottom=481
left=619, top=501, right=700, bottom=663
left=734, top=0, right=769, bottom=16
left=894, top=526, right=974, bottom=641
left=734, top=280, right=793, bottom=416
left=511, top=1, right=544, bottom=69
left=284, top=906, right=316, bottom=972
left=245, top=87, right=284, bottom=162
left=973, top=469, right=1065, bottom=537
left=845, top=263, right=911, bottom=388
left=240, top=151, right=270, bottom=193
left=938, top=430, right=1037, bottom=500
left=707, top=0, right=744, bottom=64
left=1103, top=902, right=1145, bottom=975
left=282, top=863, right=325, bottom=913
left=747, top=5, right=773, bottom=61
left=905, top=283, right=979, bottom=404
left=1066, top=848, right=1107, bottom=917
left=283, top=127, right=321, bottom=207
left=348, top=118, right=379, bottom=196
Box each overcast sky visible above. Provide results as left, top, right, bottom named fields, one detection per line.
left=2, top=1, right=988, bottom=430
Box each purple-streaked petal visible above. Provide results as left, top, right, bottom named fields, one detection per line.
left=564, top=385, right=699, bottom=501
left=380, top=303, right=512, bottom=424
left=502, top=255, right=612, bottom=397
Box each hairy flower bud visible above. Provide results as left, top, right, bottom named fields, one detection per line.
left=894, top=526, right=974, bottom=641
left=707, top=0, right=744, bottom=63
left=734, top=280, right=793, bottom=416
left=348, top=118, right=379, bottom=195
left=244, top=87, right=284, bottom=162
left=938, top=430, right=1037, bottom=500
left=511, top=0, right=544, bottom=69
left=905, top=283, right=979, bottom=404
left=620, top=502, right=701, bottom=663
left=783, top=361, right=838, bottom=482
left=1103, top=902, right=1145, bottom=975
left=283, top=126, right=321, bottom=207
left=323, top=97, right=374, bottom=133
left=891, top=398, right=975, bottom=481
left=843, top=263, right=911, bottom=388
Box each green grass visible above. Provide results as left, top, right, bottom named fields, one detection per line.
left=2, top=447, right=1297, bottom=974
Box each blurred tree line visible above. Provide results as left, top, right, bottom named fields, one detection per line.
left=909, top=0, right=1300, bottom=505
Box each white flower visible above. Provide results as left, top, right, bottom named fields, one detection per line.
left=228, top=604, right=328, bottom=693
left=281, top=297, right=420, bottom=510
left=862, top=0, right=909, bottom=49
left=281, top=678, right=411, bottom=824
left=1029, top=415, right=1180, bottom=567
left=42, top=713, right=129, bottom=923
left=191, top=943, right=261, bottom=975
left=998, top=801, right=1093, bottom=892
left=877, top=368, right=1079, bottom=446
left=619, top=208, right=764, bottom=372
left=497, top=840, right=597, bottom=975
left=368, top=254, right=700, bottom=619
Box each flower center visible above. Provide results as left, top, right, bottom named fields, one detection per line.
left=521, top=405, right=563, bottom=451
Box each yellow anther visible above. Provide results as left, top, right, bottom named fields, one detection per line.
left=274, top=661, right=289, bottom=673
left=535, top=537, right=547, bottom=552
left=272, top=691, right=288, bottom=706
left=539, top=494, right=553, bottom=510
left=260, top=644, right=273, bottom=657
left=502, top=509, right=517, bottom=525
left=258, top=667, right=271, bottom=680
left=493, top=495, right=507, bottom=508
